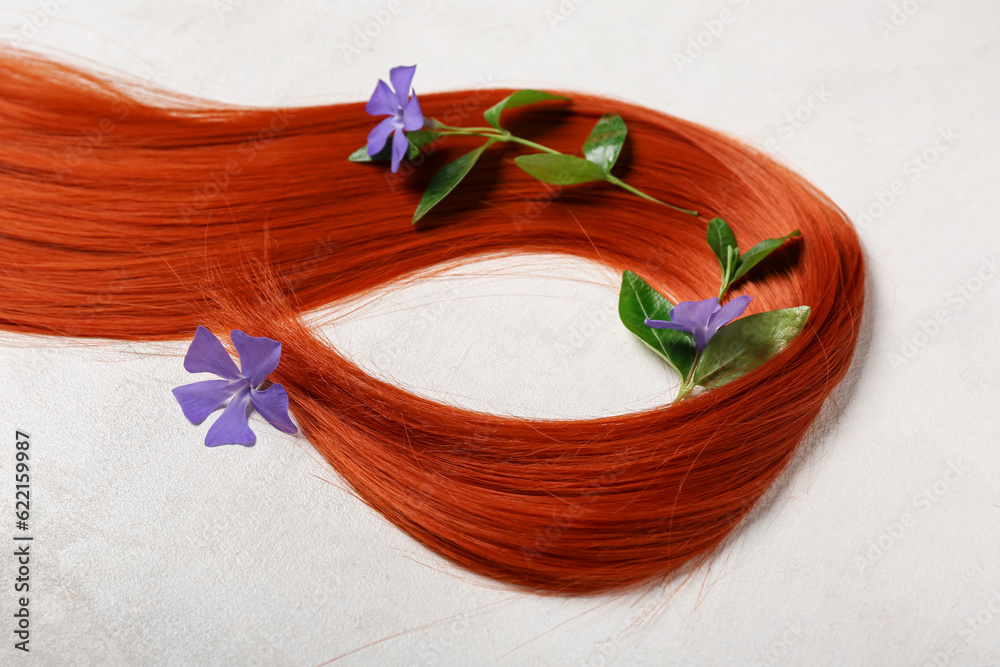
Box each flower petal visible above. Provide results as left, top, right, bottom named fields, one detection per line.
left=230, top=329, right=282, bottom=387
left=250, top=383, right=297, bottom=435
left=389, top=65, right=416, bottom=107
left=669, top=298, right=721, bottom=330
left=709, top=295, right=753, bottom=330
left=367, top=115, right=398, bottom=157
left=390, top=126, right=409, bottom=173
left=204, top=386, right=255, bottom=447
left=365, top=79, right=398, bottom=117
left=182, top=325, right=241, bottom=380
left=402, top=92, right=424, bottom=131
left=692, top=326, right=713, bottom=354
left=644, top=318, right=690, bottom=332
left=172, top=378, right=245, bottom=425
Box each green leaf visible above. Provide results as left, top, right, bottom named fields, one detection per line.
left=731, top=230, right=802, bottom=283
left=349, top=129, right=442, bottom=163
left=405, top=129, right=441, bottom=159
left=514, top=153, right=609, bottom=185
left=582, top=114, right=628, bottom=173
left=706, top=217, right=738, bottom=269
left=691, top=306, right=810, bottom=388
left=707, top=217, right=739, bottom=294
left=618, top=271, right=697, bottom=378
left=412, top=139, right=496, bottom=224
left=349, top=143, right=389, bottom=163
left=726, top=246, right=739, bottom=275
left=483, top=90, right=569, bottom=130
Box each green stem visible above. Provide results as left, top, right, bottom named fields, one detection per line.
left=676, top=357, right=700, bottom=400
left=430, top=122, right=500, bottom=133
left=676, top=380, right=694, bottom=400
left=718, top=268, right=731, bottom=299
left=436, top=128, right=561, bottom=155
left=430, top=126, right=700, bottom=217
left=502, top=134, right=562, bottom=155
left=607, top=175, right=699, bottom=217
left=435, top=128, right=503, bottom=138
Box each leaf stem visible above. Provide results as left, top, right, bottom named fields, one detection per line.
left=426, top=126, right=701, bottom=217
left=716, top=247, right=739, bottom=298
left=434, top=128, right=501, bottom=138
left=435, top=127, right=562, bottom=155
left=718, top=267, right=731, bottom=300
left=501, top=134, right=562, bottom=155
left=430, top=122, right=499, bottom=133
left=606, top=175, right=699, bottom=217
left=676, top=355, right=700, bottom=400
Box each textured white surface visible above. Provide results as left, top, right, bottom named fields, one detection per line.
left=0, top=0, right=998, bottom=665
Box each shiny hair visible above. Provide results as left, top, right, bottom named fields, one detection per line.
left=0, top=50, right=864, bottom=593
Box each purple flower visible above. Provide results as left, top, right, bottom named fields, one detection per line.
left=645, top=295, right=753, bottom=353
left=365, top=64, right=424, bottom=173
left=171, top=326, right=297, bottom=447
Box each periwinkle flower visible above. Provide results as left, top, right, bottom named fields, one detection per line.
left=172, top=326, right=297, bottom=447
left=366, top=64, right=424, bottom=173
left=645, top=295, right=753, bottom=353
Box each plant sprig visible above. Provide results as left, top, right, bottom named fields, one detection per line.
left=617, top=217, right=808, bottom=400
left=707, top=217, right=801, bottom=298
left=618, top=271, right=809, bottom=399
left=352, top=89, right=700, bottom=224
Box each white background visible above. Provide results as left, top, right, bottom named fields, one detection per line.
left=1, top=1, right=998, bottom=665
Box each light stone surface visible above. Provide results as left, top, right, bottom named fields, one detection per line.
left=0, top=0, right=998, bottom=665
